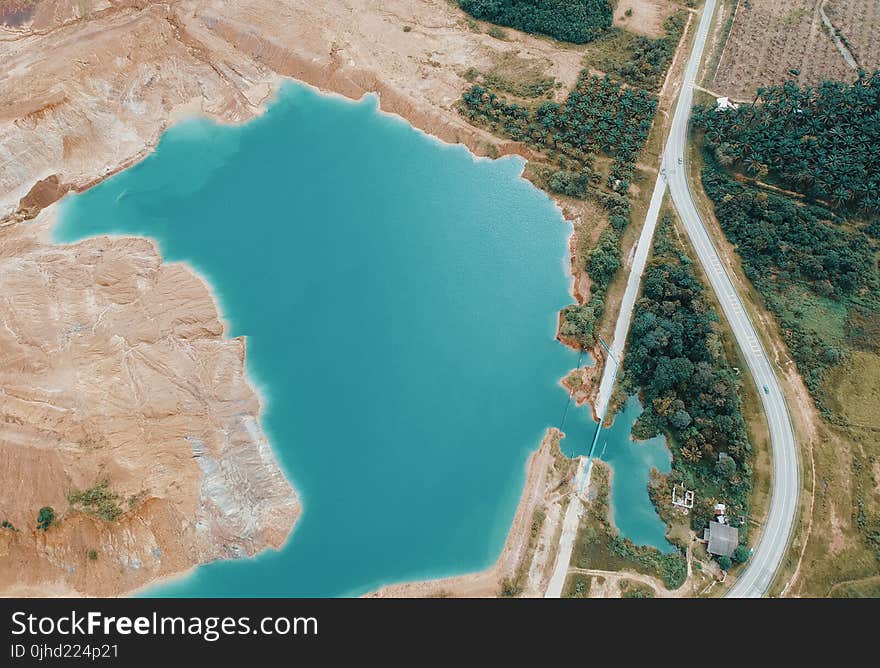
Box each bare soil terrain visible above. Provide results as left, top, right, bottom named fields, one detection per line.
left=0, top=0, right=606, bottom=596
left=0, top=0, right=593, bottom=220
left=0, top=212, right=298, bottom=596
left=825, top=0, right=880, bottom=72
left=712, top=0, right=856, bottom=99
left=613, top=0, right=681, bottom=38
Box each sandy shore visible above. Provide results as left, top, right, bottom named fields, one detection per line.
left=368, top=429, right=575, bottom=597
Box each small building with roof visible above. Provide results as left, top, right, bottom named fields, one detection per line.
left=704, top=521, right=739, bottom=557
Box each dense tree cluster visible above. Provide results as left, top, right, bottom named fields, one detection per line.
left=693, top=70, right=880, bottom=214
left=589, top=13, right=687, bottom=91
left=560, top=302, right=599, bottom=349
left=459, top=0, right=612, bottom=44
left=547, top=169, right=590, bottom=197
left=461, top=73, right=657, bottom=190
left=555, top=73, right=657, bottom=188
left=701, top=165, right=875, bottom=299
left=587, top=228, right=622, bottom=286
left=624, top=218, right=752, bottom=526
left=701, top=151, right=879, bottom=409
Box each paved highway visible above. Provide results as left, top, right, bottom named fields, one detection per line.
left=546, top=0, right=799, bottom=598
left=663, top=0, right=799, bottom=597
left=545, top=4, right=711, bottom=599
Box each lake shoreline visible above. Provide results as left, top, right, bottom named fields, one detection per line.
left=367, top=429, right=573, bottom=598
left=46, top=81, right=589, bottom=598
left=3, top=0, right=597, bottom=597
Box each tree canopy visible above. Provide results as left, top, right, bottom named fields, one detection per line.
left=625, top=217, right=752, bottom=529
left=462, top=72, right=657, bottom=187
left=699, top=147, right=879, bottom=412
left=701, top=165, right=875, bottom=300
left=693, top=70, right=880, bottom=215
left=36, top=506, right=55, bottom=531
left=459, top=0, right=612, bottom=44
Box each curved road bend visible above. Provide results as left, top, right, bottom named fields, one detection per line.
left=545, top=0, right=798, bottom=598
left=665, top=0, right=798, bottom=597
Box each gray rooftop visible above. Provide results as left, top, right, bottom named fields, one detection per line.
left=707, top=521, right=738, bottom=557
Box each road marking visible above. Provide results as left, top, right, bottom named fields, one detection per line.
left=663, top=0, right=798, bottom=599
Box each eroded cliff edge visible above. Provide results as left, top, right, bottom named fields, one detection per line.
left=0, top=216, right=299, bottom=596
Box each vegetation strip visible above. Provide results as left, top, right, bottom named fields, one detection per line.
left=623, top=216, right=753, bottom=558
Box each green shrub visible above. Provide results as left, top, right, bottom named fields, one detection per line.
left=584, top=13, right=687, bottom=91
left=36, top=507, right=55, bottom=531
left=657, top=552, right=687, bottom=589
left=622, top=586, right=654, bottom=598
left=68, top=481, right=123, bottom=522
left=482, top=72, right=556, bottom=98
left=560, top=303, right=598, bottom=349
left=548, top=170, right=590, bottom=197
left=500, top=577, right=522, bottom=597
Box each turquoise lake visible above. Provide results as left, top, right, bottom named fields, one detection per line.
left=593, top=396, right=672, bottom=552
left=54, top=81, right=671, bottom=596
